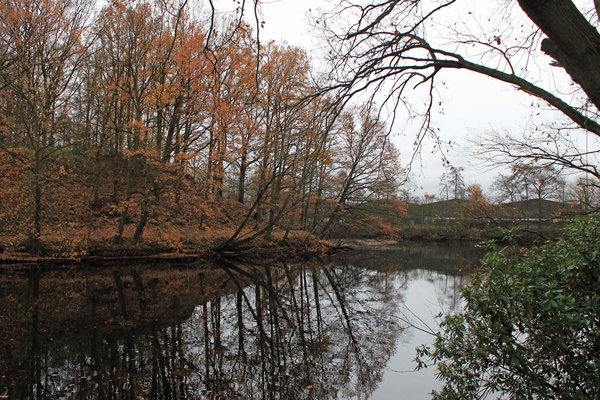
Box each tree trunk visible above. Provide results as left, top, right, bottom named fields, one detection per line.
left=237, top=150, right=248, bottom=204
left=518, top=0, right=600, bottom=111
left=29, top=150, right=43, bottom=255
left=114, top=159, right=135, bottom=243
left=132, top=202, right=149, bottom=246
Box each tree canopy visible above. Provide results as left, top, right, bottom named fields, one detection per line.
left=0, top=0, right=409, bottom=254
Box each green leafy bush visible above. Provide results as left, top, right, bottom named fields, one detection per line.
left=417, top=216, right=600, bottom=399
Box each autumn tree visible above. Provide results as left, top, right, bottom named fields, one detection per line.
left=0, top=0, right=418, bottom=252
left=200, top=20, right=258, bottom=200
left=215, top=43, right=335, bottom=249
left=86, top=0, right=207, bottom=244
left=0, top=0, right=94, bottom=253
left=100, top=1, right=171, bottom=243
left=463, top=183, right=491, bottom=220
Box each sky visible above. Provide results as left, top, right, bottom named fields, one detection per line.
left=214, top=0, right=579, bottom=201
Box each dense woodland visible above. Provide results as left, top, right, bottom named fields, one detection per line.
left=0, top=0, right=406, bottom=255
left=2, top=0, right=600, bottom=258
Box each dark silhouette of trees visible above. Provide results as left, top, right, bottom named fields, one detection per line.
left=438, top=166, right=465, bottom=201
left=490, top=164, right=566, bottom=203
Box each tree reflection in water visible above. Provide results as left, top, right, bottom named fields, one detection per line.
left=0, top=242, right=481, bottom=399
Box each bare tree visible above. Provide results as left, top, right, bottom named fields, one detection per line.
left=318, top=102, right=404, bottom=237
left=439, top=166, right=465, bottom=200
left=469, top=126, right=600, bottom=182
left=567, top=176, right=600, bottom=211
left=318, top=0, right=600, bottom=176
left=490, top=163, right=565, bottom=204
left=520, top=164, right=566, bottom=203
left=490, top=172, right=522, bottom=204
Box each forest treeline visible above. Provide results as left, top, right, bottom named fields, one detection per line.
left=0, top=0, right=407, bottom=256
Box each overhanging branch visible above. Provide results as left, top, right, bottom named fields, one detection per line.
left=435, top=58, right=600, bottom=139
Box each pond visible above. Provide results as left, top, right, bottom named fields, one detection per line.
left=0, top=242, right=484, bottom=399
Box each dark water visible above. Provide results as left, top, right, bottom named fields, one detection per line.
left=0, top=242, right=483, bottom=399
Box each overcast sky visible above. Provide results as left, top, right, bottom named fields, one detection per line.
left=215, top=0, right=577, bottom=200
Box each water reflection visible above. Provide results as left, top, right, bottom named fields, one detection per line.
left=0, top=242, right=482, bottom=399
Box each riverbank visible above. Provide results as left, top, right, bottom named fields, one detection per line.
left=396, top=219, right=566, bottom=244
left=0, top=218, right=567, bottom=265
left=0, top=228, right=339, bottom=266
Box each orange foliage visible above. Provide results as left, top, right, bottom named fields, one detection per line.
left=0, top=0, right=412, bottom=256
